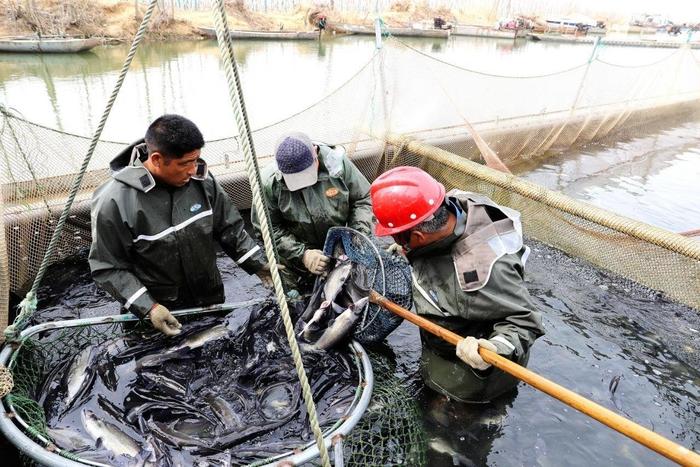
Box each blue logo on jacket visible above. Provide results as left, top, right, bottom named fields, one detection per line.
left=190, top=203, right=202, bottom=212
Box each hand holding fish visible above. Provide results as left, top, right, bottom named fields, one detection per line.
left=149, top=304, right=182, bottom=336
left=302, top=249, right=330, bottom=275
left=456, top=336, right=497, bottom=370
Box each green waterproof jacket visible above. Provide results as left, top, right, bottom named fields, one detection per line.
left=408, top=193, right=544, bottom=402
left=252, top=144, right=373, bottom=271
left=88, top=140, right=266, bottom=318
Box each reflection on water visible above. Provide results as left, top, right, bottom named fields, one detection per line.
left=24, top=237, right=699, bottom=466
left=0, top=36, right=694, bottom=141
left=519, top=119, right=700, bottom=233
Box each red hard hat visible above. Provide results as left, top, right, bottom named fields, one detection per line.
left=370, top=167, right=446, bottom=236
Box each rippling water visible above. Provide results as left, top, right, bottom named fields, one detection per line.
left=518, top=119, right=700, bottom=233
left=0, top=35, right=692, bottom=140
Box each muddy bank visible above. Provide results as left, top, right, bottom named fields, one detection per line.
left=0, top=0, right=475, bottom=42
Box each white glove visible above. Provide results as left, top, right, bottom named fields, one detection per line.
left=386, top=243, right=404, bottom=255
left=149, top=304, right=182, bottom=336
left=302, top=249, right=330, bottom=275
left=456, top=336, right=497, bottom=370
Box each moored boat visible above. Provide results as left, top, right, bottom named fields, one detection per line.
left=0, top=36, right=101, bottom=53
left=334, top=23, right=450, bottom=38
left=198, top=27, right=318, bottom=40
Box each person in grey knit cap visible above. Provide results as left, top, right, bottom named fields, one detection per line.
left=252, top=132, right=373, bottom=297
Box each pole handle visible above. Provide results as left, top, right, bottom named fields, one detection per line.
left=368, top=290, right=700, bottom=466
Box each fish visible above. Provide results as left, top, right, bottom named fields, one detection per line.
left=47, top=426, right=94, bottom=452
left=312, top=297, right=368, bottom=350
left=299, top=259, right=357, bottom=340
left=173, top=324, right=229, bottom=351
left=140, top=371, right=187, bottom=396
left=428, top=437, right=477, bottom=466
left=64, top=346, right=98, bottom=408
left=39, top=303, right=357, bottom=466
left=609, top=374, right=622, bottom=395
left=322, top=259, right=354, bottom=301
left=136, top=324, right=229, bottom=368
left=81, top=409, right=142, bottom=459
left=205, top=394, right=242, bottom=430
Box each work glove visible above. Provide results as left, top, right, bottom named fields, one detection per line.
left=386, top=243, right=404, bottom=255
left=256, top=263, right=285, bottom=289
left=456, top=336, right=497, bottom=371
left=302, top=249, right=330, bottom=275
left=149, top=304, right=182, bottom=336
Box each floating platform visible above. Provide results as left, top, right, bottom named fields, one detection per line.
left=452, top=25, right=527, bottom=39
left=334, top=24, right=450, bottom=38
left=0, top=36, right=101, bottom=53
left=198, top=27, right=319, bottom=40
left=527, top=33, right=700, bottom=49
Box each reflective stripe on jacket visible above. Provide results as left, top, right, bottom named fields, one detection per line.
left=88, top=140, right=266, bottom=317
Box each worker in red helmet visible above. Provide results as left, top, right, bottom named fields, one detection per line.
left=370, top=166, right=544, bottom=403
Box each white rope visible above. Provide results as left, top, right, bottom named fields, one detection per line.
left=211, top=1, right=331, bottom=465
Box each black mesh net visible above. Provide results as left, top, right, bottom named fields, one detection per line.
left=322, top=227, right=412, bottom=345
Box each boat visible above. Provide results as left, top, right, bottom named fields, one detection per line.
left=527, top=33, right=700, bottom=49
left=0, top=36, right=101, bottom=53
left=453, top=25, right=527, bottom=39
left=198, top=27, right=319, bottom=40
left=334, top=23, right=450, bottom=38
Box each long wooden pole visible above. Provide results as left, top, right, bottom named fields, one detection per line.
left=369, top=290, right=700, bottom=467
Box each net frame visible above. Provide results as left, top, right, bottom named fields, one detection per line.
left=0, top=303, right=374, bottom=467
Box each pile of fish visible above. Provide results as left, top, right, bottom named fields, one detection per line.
left=298, top=255, right=372, bottom=350
left=37, top=302, right=358, bottom=466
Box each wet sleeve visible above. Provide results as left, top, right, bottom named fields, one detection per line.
left=343, top=158, right=373, bottom=235
left=471, top=253, right=545, bottom=359
left=210, top=176, right=266, bottom=274
left=252, top=178, right=307, bottom=268
left=88, top=194, right=156, bottom=318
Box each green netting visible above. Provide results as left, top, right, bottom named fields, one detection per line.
left=343, top=351, right=426, bottom=466
left=5, top=316, right=426, bottom=466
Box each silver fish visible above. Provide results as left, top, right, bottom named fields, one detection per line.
left=300, top=260, right=354, bottom=339
left=137, top=324, right=229, bottom=368
left=173, top=324, right=228, bottom=351
left=141, top=371, right=186, bottom=396
left=205, top=394, right=242, bottom=430
left=428, top=437, right=476, bottom=466
left=313, top=297, right=368, bottom=350
left=47, top=426, right=93, bottom=451
left=323, top=259, right=354, bottom=301
left=300, top=300, right=331, bottom=340
left=82, top=409, right=141, bottom=459
left=64, top=346, right=96, bottom=407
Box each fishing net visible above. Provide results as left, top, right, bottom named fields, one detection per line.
left=321, top=227, right=412, bottom=345
left=4, top=303, right=393, bottom=466
left=2, top=24, right=700, bottom=467
left=4, top=311, right=426, bottom=466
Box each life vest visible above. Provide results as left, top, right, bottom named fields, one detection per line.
left=450, top=190, right=529, bottom=292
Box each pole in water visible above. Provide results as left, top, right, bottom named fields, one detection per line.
left=374, top=0, right=382, bottom=49
left=368, top=290, right=700, bottom=467
left=374, top=18, right=382, bottom=49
